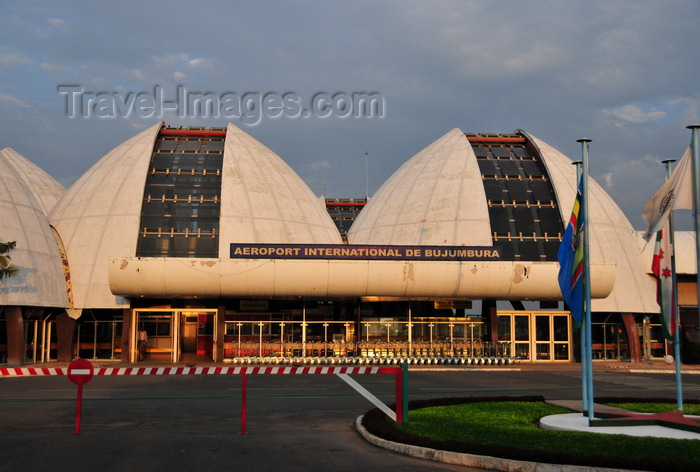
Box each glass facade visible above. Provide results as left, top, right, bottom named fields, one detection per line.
left=136, top=128, right=225, bottom=257
left=325, top=198, right=366, bottom=241
left=468, top=134, right=564, bottom=261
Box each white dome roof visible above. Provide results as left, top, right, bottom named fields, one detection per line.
left=218, top=123, right=342, bottom=246
left=50, top=123, right=161, bottom=308
left=0, top=148, right=66, bottom=215
left=50, top=123, right=341, bottom=309
left=347, top=128, right=492, bottom=246
left=0, top=148, right=68, bottom=307
left=349, top=128, right=657, bottom=313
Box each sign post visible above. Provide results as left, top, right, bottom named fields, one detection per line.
left=67, top=358, right=94, bottom=434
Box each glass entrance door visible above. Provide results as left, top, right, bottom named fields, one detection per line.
left=180, top=312, right=198, bottom=365
left=133, top=308, right=217, bottom=363
left=498, top=311, right=571, bottom=362
left=134, top=310, right=176, bottom=363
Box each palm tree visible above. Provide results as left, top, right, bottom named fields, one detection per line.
left=0, top=241, right=19, bottom=279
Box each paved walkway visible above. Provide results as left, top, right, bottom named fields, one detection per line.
left=543, top=400, right=700, bottom=440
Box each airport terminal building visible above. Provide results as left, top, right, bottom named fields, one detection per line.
left=1, top=123, right=698, bottom=365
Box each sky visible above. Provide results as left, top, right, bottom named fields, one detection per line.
left=1, top=0, right=699, bottom=230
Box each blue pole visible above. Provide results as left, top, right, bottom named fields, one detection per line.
left=578, top=138, right=595, bottom=421
left=662, top=159, right=683, bottom=412
left=573, top=161, right=587, bottom=415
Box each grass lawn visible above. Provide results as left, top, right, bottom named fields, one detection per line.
left=362, top=396, right=700, bottom=472
left=607, top=402, right=700, bottom=415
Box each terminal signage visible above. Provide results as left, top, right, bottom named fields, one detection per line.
left=230, top=243, right=502, bottom=261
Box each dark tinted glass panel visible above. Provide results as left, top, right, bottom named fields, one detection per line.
left=483, top=180, right=505, bottom=201
left=152, top=154, right=175, bottom=169
left=490, top=147, right=512, bottom=158
left=158, top=140, right=178, bottom=151
left=204, top=140, right=225, bottom=151
left=537, top=207, right=563, bottom=236
left=473, top=147, right=490, bottom=158
left=477, top=159, right=498, bottom=176
left=497, top=160, right=520, bottom=177
left=513, top=207, right=536, bottom=234
left=505, top=180, right=529, bottom=201
left=521, top=160, right=544, bottom=177
left=512, top=146, right=529, bottom=158
left=488, top=207, right=511, bottom=234
left=530, top=180, right=553, bottom=202
left=183, top=140, right=201, bottom=151
left=517, top=241, right=541, bottom=260
left=543, top=241, right=561, bottom=260
left=149, top=173, right=176, bottom=186
left=496, top=239, right=515, bottom=260
left=141, top=215, right=167, bottom=229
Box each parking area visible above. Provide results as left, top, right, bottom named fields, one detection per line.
left=1, top=364, right=699, bottom=472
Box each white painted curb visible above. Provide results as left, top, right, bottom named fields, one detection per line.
left=355, top=415, right=648, bottom=472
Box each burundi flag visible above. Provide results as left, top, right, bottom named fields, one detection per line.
left=557, top=176, right=585, bottom=329
left=651, top=222, right=676, bottom=340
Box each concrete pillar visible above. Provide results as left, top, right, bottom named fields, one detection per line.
left=621, top=312, right=641, bottom=363
left=56, top=312, right=76, bottom=362
left=121, top=308, right=132, bottom=362
left=215, top=305, right=225, bottom=362
left=481, top=300, right=498, bottom=342
left=5, top=306, right=24, bottom=365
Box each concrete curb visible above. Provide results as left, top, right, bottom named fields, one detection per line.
left=355, top=415, right=648, bottom=472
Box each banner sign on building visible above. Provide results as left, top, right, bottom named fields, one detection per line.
left=230, top=244, right=502, bottom=261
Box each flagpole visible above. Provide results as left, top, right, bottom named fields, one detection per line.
left=687, top=125, right=700, bottom=330
left=364, top=150, right=369, bottom=201
left=573, top=160, right=588, bottom=415
left=577, top=138, right=595, bottom=421
left=662, top=159, right=683, bottom=412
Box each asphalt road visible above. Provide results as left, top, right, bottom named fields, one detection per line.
left=1, top=366, right=699, bottom=472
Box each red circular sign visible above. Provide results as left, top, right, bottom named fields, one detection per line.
left=67, top=358, right=94, bottom=386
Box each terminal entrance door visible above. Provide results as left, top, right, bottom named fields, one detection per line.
left=133, top=309, right=217, bottom=363
left=180, top=313, right=198, bottom=364
left=498, top=311, right=572, bottom=362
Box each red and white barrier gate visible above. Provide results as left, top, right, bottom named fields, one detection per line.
left=0, top=363, right=408, bottom=434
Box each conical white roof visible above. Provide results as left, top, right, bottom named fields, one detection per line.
left=0, top=148, right=68, bottom=307
left=350, top=128, right=657, bottom=312
left=49, top=123, right=161, bottom=308
left=218, top=123, right=342, bottom=246
left=0, top=148, right=66, bottom=215
left=347, top=129, right=492, bottom=246
left=50, top=123, right=341, bottom=309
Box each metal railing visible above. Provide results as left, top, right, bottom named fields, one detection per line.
left=223, top=320, right=513, bottom=363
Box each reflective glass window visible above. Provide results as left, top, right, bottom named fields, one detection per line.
left=137, top=130, right=224, bottom=258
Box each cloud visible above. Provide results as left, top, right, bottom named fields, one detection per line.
left=603, top=104, right=667, bottom=125
left=0, top=52, right=32, bottom=67
left=0, top=94, right=30, bottom=108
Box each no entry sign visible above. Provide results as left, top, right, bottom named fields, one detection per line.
left=67, top=358, right=94, bottom=385
left=67, top=358, right=93, bottom=434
